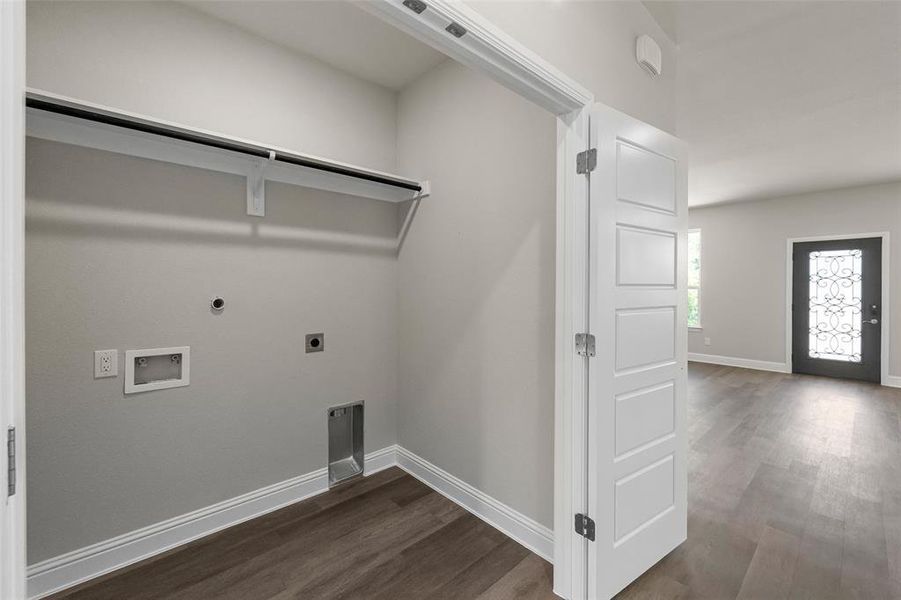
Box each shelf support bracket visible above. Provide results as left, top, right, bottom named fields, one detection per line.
left=247, top=151, right=276, bottom=217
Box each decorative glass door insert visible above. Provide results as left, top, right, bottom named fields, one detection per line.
left=808, top=249, right=862, bottom=362
left=792, top=237, right=881, bottom=383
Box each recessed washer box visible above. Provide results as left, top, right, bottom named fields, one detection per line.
left=124, top=346, right=190, bottom=394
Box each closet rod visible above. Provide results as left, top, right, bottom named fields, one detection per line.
left=26, top=96, right=423, bottom=193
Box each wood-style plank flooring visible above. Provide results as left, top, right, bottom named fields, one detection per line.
left=50, top=364, right=901, bottom=599
left=619, top=363, right=901, bottom=600
left=48, top=467, right=556, bottom=600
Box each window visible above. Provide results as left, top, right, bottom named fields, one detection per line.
left=687, top=230, right=701, bottom=328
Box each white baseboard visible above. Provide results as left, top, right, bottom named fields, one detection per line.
left=690, top=353, right=901, bottom=389
left=688, top=352, right=790, bottom=374
left=27, top=444, right=553, bottom=599
left=395, top=446, right=554, bottom=562
left=883, top=375, right=901, bottom=388
left=27, top=447, right=393, bottom=600
left=363, top=444, right=397, bottom=475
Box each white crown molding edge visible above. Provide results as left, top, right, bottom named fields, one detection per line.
left=362, top=0, right=593, bottom=115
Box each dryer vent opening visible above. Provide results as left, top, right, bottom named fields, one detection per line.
left=328, top=402, right=364, bottom=486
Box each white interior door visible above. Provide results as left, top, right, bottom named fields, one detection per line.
left=1, top=1, right=27, bottom=598
left=587, top=103, right=687, bottom=599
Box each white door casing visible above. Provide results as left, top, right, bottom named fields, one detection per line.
left=588, top=103, right=688, bottom=599
left=1, top=0, right=27, bottom=598
left=554, top=106, right=592, bottom=600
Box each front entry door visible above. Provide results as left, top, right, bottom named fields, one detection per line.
left=587, top=104, right=687, bottom=599
left=792, top=237, right=882, bottom=382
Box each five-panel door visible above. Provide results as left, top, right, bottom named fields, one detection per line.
left=587, top=103, right=688, bottom=599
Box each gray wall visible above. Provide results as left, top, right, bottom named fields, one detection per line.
left=25, top=1, right=404, bottom=564
left=26, top=139, right=400, bottom=563
left=26, top=1, right=398, bottom=172
left=395, top=60, right=557, bottom=527
left=688, top=181, right=901, bottom=376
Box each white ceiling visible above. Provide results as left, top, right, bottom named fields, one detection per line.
left=645, top=1, right=901, bottom=207
left=184, top=1, right=447, bottom=91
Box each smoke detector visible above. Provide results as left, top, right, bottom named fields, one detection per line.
left=636, top=35, right=662, bottom=77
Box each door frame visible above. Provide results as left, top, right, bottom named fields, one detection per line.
left=553, top=107, right=591, bottom=600
left=785, top=232, right=891, bottom=385
left=1, top=0, right=27, bottom=598
left=3, top=1, right=596, bottom=597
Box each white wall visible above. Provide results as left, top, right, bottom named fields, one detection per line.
left=467, top=0, right=677, bottom=133
left=26, top=1, right=397, bottom=172
left=688, top=181, right=901, bottom=377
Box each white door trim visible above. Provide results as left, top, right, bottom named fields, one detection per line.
left=0, top=0, right=27, bottom=598
left=785, top=232, right=892, bottom=385
left=554, top=108, right=590, bottom=600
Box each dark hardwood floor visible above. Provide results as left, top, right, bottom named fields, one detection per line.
left=50, top=363, right=901, bottom=599
left=619, top=363, right=901, bottom=600
left=48, top=466, right=556, bottom=600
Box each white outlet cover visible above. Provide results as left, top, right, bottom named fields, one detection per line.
left=94, top=349, right=118, bottom=378
left=704, top=337, right=711, bottom=346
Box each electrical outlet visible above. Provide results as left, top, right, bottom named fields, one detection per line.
left=94, top=350, right=118, bottom=378
left=704, top=337, right=711, bottom=347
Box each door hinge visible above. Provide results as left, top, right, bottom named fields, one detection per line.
left=7, top=426, right=16, bottom=497
left=576, top=148, right=597, bottom=175
left=575, top=333, right=596, bottom=357
left=575, top=513, right=595, bottom=541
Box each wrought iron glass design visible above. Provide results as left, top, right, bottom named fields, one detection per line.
left=808, top=249, right=862, bottom=362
